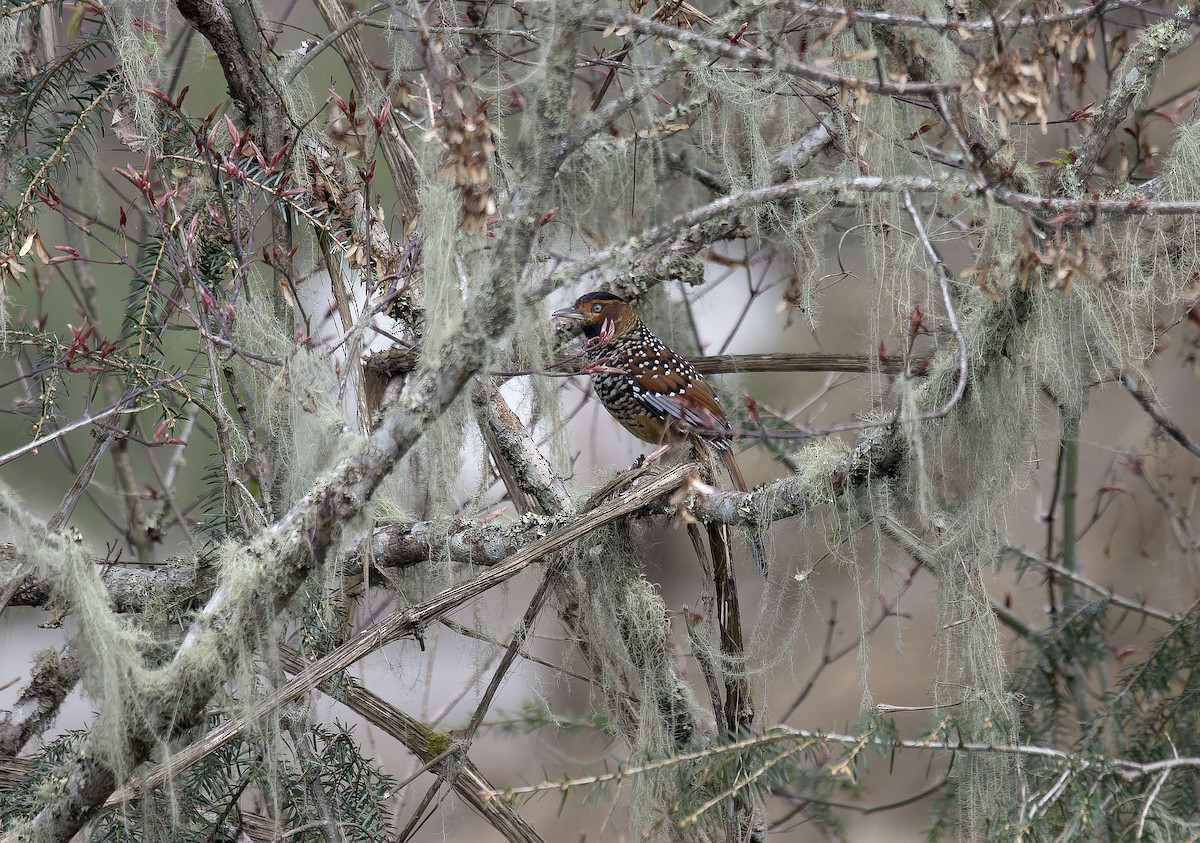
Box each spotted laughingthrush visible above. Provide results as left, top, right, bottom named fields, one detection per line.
left=553, top=291, right=767, bottom=576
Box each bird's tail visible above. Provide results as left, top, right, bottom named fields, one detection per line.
left=719, top=447, right=768, bottom=578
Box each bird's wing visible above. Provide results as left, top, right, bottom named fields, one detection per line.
left=634, top=373, right=730, bottom=433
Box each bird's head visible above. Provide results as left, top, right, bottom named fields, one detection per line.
left=551, top=291, right=638, bottom=343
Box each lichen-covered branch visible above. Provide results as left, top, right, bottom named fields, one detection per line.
left=15, top=0, right=592, bottom=837
left=1070, top=4, right=1200, bottom=182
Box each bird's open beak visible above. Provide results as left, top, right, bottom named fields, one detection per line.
left=551, top=306, right=583, bottom=321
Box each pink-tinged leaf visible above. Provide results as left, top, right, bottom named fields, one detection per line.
left=330, top=85, right=349, bottom=116
left=742, top=391, right=761, bottom=424
left=185, top=213, right=201, bottom=248
left=224, top=115, right=241, bottom=149
left=142, top=85, right=175, bottom=107
left=1118, top=455, right=1144, bottom=476
left=47, top=246, right=80, bottom=265
left=200, top=102, right=222, bottom=127
left=151, top=187, right=178, bottom=210
left=34, top=185, right=61, bottom=208
left=1067, top=102, right=1095, bottom=122
left=113, top=153, right=153, bottom=191
left=248, top=140, right=268, bottom=172
left=909, top=302, right=926, bottom=336
left=269, top=143, right=291, bottom=170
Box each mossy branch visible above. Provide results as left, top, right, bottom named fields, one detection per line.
left=589, top=7, right=955, bottom=95
left=100, top=464, right=695, bottom=806
left=1071, top=3, right=1200, bottom=182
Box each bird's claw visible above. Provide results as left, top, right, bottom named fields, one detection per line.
left=579, top=359, right=628, bottom=375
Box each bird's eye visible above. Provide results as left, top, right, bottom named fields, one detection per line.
left=591, top=303, right=603, bottom=313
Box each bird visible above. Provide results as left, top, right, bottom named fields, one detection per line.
left=552, top=290, right=767, bottom=576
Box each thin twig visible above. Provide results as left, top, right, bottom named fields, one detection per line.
left=104, top=464, right=698, bottom=805
left=1136, top=767, right=1171, bottom=842
left=1118, top=371, right=1200, bottom=459
left=901, top=191, right=968, bottom=421
left=589, top=8, right=957, bottom=95
left=485, top=723, right=1200, bottom=801
left=779, top=0, right=1103, bottom=32
left=1005, top=547, right=1181, bottom=624
left=0, top=402, right=147, bottom=468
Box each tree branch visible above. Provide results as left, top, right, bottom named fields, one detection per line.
left=1071, top=3, right=1200, bottom=182
left=590, top=8, right=957, bottom=95
left=102, top=464, right=696, bottom=807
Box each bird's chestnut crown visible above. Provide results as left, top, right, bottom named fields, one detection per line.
left=552, top=291, right=638, bottom=341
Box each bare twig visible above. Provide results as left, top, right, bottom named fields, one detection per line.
left=1117, top=370, right=1200, bottom=460
left=104, top=464, right=697, bottom=806
left=589, top=8, right=957, bottom=95
left=1004, top=547, right=1181, bottom=624
left=485, top=723, right=1200, bottom=801
left=901, top=191, right=968, bottom=421
left=276, top=646, right=548, bottom=843
left=779, top=0, right=1104, bottom=32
